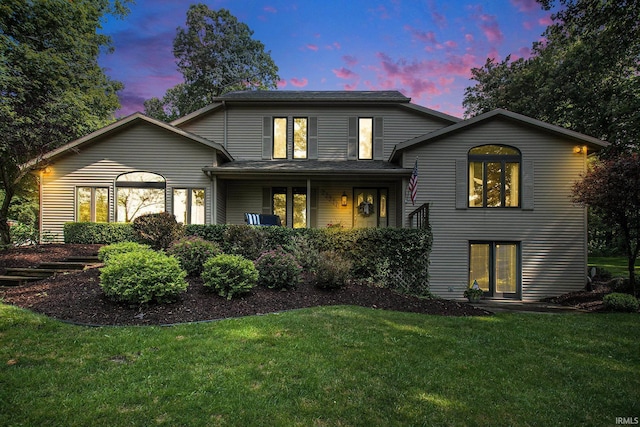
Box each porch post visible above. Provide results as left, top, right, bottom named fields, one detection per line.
left=306, top=178, right=311, bottom=228
left=212, top=175, right=217, bottom=225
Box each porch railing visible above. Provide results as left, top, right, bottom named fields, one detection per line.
left=408, top=203, right=430, bottom=229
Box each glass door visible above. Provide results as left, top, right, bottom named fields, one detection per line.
left=469, top=242, right=520, bottom=298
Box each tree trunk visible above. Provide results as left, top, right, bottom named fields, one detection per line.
left=0, top=186, right=15, bottom=245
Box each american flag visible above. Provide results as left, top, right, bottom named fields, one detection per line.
left=408, top=159, right=418, bottom=205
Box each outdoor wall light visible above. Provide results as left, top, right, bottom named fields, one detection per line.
left=573, top=145, right=586, bottom=154
left=341, top=192, right=348, bottom=206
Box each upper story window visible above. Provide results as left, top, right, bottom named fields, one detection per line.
left=273, top=117, right=287, bottom=159
left=468, top=145, right=521, bottom=208
left=294, top=118, right=308, bottom=159
left=358, top=118, right=373, bottom=160
left=116, top=172, right=166, bottom=222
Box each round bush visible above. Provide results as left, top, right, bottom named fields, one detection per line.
left=98, top=241, right=151, bottom=264
left=132, top=212, right=184, bottom=250
left=202, top=254, right=258, bottom=300
left=311, top=250, right=352, bottom=290
left=603, top=292, right=639, bottom=312
left=99, top=250, right=188, bottom=304
left=255, top=248, right=302, bottom=290
left=167, top=236, right=221, bottom=277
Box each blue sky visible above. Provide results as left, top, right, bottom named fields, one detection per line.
left=99, top=0, right=555, bottom=118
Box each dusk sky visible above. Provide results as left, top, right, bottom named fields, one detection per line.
left=99, top=0, right=556, bottom=118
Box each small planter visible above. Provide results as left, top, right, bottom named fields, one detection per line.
left=464, top=281, right=483, bottom=303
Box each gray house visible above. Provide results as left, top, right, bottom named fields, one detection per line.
left=34, top=90, right=607, bottom=300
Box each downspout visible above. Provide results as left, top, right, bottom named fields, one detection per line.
left=212, top=174, right=218, bottom=225
left=223, top=101, right=228, bottom=148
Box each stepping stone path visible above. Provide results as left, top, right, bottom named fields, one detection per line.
left=0, top=255, right=100, bottom=286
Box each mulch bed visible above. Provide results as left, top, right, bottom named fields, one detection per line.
left=1, top=244, right=492, bottom=326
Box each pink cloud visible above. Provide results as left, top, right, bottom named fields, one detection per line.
left=479, top=14, right=504, bottom=43
left=333, top=42, right=341, bottom=50
left=263, top=6, right=277, bottom=13
left=510, top=0, right=539, bottom=12
left=404, top=25, right=437, bottom=44
left=465, top=33, right=474, bottom=43
left=344, top=83, right=359, bottom=90
left=306, top=44, right=319, bottom=51
left=277, top=80, right=287, bottom=88
left=523, top=20, right=534, bottom=30
left=539, top=15, right=553, bottom=26
left=444, top=40, right=458, bottom=49
left=342, top=55, right=358, bottom=67
left=290, top=78, right=308, bottom=87
left=332, top=67, right=358, bottom=79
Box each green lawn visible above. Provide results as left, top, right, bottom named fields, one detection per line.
left=589, top=256, right=640, bottom=278
left=1, top=303, right=638, bottom=426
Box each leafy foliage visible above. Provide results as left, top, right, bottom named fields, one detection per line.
left=98, top=241, right=152, bottom=264
left=463, top=0, right=640, bottom=154
left=167, top=236, right=221, bottom=277
left=222, top=225, right=267, bottom=260
left=254, top=248, right=302, bottom=290
left=144, top=5, right=279, bottom=121
left=573, top=154, right=640, bottom=295
left=201, top=254, right=258, bottom=300
left=0, top=0, right=130, bottom=244
left=132, top=212, right=184, bottom=250
left=311, top=250, right=352, bottom=290
left=63, top=222, right=136, bottom=244
left=603, top=293, right=640, bottom=313
left=99, top=250, right=188, bottom=305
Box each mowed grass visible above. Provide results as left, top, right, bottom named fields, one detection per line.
left=1, top=304, right=638, bottom=427
left=589, top=256, right=640, bottom=278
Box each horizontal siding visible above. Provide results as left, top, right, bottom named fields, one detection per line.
left=41, top=122, right=218, bottom=241
left=402, top=119, right=588, bottom=300
left=179, top=104, right=449, bottom=161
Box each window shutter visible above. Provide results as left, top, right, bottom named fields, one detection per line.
left=262, top=188, right=271, bottom=214
left=373, top=117, right=384, bottom=160
left=522, top=159, right=534, bottom=210
left=455, top=159, right=467, bottom=209
left=262, top=117, right=272, bottom=160
left=348, top=117, right=357, bottom=160
left=308, top=116, right=318, bottom=159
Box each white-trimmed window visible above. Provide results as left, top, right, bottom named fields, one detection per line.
left=273, top=117, right=287, bottom=159
left=173, top=188, right=205, bottom=225
left=468, top=145, right=521, bottom=208
left=77, top=187, right=108, bottom=222
left=294, top=117, right=308, bottom=159
left=358, top=118, right=373, bottom=160
left=116, top=172, right=166, bottom=223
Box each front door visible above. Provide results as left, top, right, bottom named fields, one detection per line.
left=353, top=188, right=388, bottom=228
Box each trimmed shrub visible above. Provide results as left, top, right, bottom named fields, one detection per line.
left=603, top=293, right=639, bottom=312
left=64, top=222, right=136, bottom=244
left=99, top=250, right=188, bottom=305
left=223, top=225, right=267, bottom=260
left=184, top=224, right=227, bottom=247
left=202, top=254, right=258, bottom=300
left=255, top=248, right=302, bottom=290
left=132, top=212, right=184, bottom=250
left=311, top=250, right=352, bottom=290
left=167, top=236, right=221, bottom=277
left=98, top=241, right=152, bottom=264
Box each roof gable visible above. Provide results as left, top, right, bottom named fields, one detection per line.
left=27, top=113, right=233, bottom=168
left=390, top=109, right=609, bottom=161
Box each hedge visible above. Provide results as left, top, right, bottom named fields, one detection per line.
left=64, top=222, right=136, bottom=244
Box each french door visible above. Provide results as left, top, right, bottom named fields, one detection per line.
left=469, top=242, right=520, bottom=298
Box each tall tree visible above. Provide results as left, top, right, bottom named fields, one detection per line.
left=0, top=0, right=130, bottom=245
left=573, top=154, right=640, bottom=296
left=144, top=5, right=279, bottom=121
left=463, top=0, right=640, bottom=153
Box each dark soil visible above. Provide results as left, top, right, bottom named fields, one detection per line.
left=1, top=244, right=492, bottom=326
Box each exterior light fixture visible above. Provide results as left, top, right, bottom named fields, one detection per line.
left=341, top=192, right=348, bottom=207
left=573, top=146, right=586, bottom=154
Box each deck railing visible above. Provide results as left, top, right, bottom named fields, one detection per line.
left=408, top=203, right=430, bottom=229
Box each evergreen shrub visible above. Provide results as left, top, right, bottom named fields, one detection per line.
left=603, top=293, right=639, bottom=312
left=255, top=248, right=302, bottom=290
left=98, top=241, right=151, bottom=264
left=99, top=250, right=188, bottom=305
left=202, top=254, right=258, bottom=300
left=167, top=236, right=221, bottom=277
left=132, top=212, right=183, bottom=250
left=64, top=222, right=136, bottom=244
left=311, top=250, right=352, bottom=290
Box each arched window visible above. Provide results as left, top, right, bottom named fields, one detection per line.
left=468, top=145, right=521, bottom=208
left=116, top=172, right=166, bottom=222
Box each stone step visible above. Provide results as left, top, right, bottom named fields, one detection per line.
left=65, top=255, right=101, bottom=263
left=0, top=275, right=43, bottom=286
left=5, top=268, right=59, bottom=277
left=37, top=261, right=89, bottom=270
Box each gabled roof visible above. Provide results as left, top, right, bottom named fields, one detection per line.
left=26, top=112, right=233, bottom=168
left=390, top=108, right=609, bottom=162
left=216, top=90, right=411, bottom=103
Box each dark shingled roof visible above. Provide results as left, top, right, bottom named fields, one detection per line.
left=217, top=90, right=411, bottom=103
left=203, top=160, right=411, bottom=177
